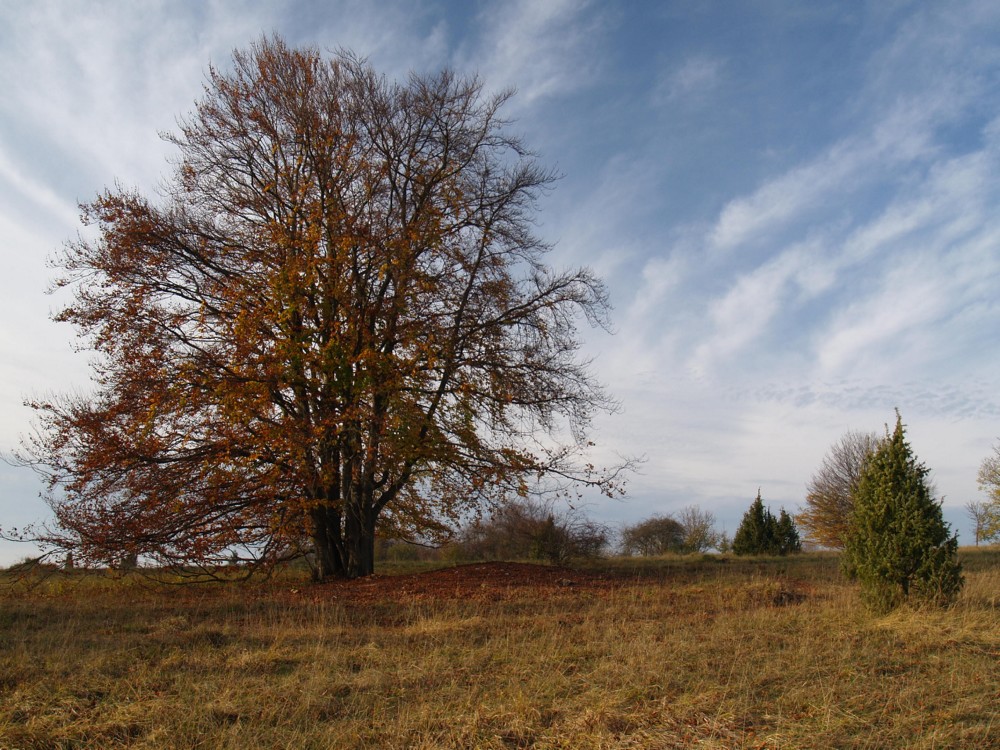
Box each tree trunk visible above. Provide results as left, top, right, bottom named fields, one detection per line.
left=344, top=498, right=376, bottom=578
left=310, top=504, right=346, bottom=580
left=309, top=491, right=377, bottom=580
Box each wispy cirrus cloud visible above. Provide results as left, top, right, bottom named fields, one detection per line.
left=458, top=0, right=609, bottom=105
left=0, top=147, right=79, bottom=231
left=687, top=238, right=835, bottom=376
left=655, top=54, right=726, bottom=105
left=707, top=98, right=945, bottom=254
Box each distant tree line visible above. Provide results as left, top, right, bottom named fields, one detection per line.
left=452, top=499, right=610, bottom=564
left=373, top=499, right=732, bottom=564
left=370, top=498, right=611, bottom=565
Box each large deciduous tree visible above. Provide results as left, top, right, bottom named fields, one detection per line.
left=797, top=430, right=882, bottom=549
left=17, top=37, right=625, bottom=579
left=843, top=413, right=962, bottom=612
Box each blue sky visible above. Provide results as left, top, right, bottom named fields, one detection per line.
left=2, top=0, right=999, bottom=563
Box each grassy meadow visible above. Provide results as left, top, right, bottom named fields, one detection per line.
left=1, top=550, right=998, bottom=749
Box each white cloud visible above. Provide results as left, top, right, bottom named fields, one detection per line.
left=0, top=146, right=80, bottom=230
left=816, top=268, right=945, bottom=378
left=709, top=139, right=859, bottom=252
left=706, top=65, right=989, bottom=254
left=656, top=54, right=725, bottom=104
left=708, top=114, right=928, bottom=254
left=460, top=0, right=608, bottom=105
left=690, top=82, right=1000, bottom=381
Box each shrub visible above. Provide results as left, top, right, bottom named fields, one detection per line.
left=454, top=499, right=609, bottom=563
left=621, top=506, right=726, bottom=556
left=677, top=505, right=722, bottom=553
left=620, top=516, right=685, bottom=556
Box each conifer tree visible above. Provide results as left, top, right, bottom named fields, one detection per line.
left=843, top=412, right=963, bottom=612
left=776, top=508, right=802, bottom=555
left=733, top=490, right=775, bottom=555
left=733, top=491, right=801, bottom=556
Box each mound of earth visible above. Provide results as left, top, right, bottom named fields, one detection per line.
left=309, top=561, right=614, bottom=603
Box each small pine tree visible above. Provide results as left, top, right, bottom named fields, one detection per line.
left=733, top=492, right=801, bottom=556
left=843, top=412, right=963, bottom=612
left=733, top=490, right=775, bottom=555
left=776, top=509, right=802, bottom=555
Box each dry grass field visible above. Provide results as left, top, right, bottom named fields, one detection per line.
left=1, top=550, right=998, bottom=749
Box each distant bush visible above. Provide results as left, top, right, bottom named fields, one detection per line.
left=453, top=499, right=609, bottom=563
left=373, top=538, right=442, bottom=564
left=621, top=506, right=726, bottom=556
left=620, top=516, right=685, bottom=555
left=677, top=505, right=723, bottom=553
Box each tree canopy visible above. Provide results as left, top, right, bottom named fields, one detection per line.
left=620, top=516, right=686, bottom=556
left=797, top=430, right=882, bottom=549
left=17, top=37, right=626, bottom=579
left=975, top=443, right=1000, bottom=544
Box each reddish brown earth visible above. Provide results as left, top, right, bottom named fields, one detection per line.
left=273, top=560, right=813, bottom=610
left=303, top=561, right=618, bottom=603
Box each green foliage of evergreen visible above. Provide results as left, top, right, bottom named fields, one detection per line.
left=776, top=509, right=802, bottom=554
left=843, top=412, right=963, bottom=612
left=733, top=491, right=801, bottom=555
left=733, top=492, right=771, bottom=555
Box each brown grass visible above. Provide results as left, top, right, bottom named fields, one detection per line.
left=1, top=550, right=997, bottom=748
